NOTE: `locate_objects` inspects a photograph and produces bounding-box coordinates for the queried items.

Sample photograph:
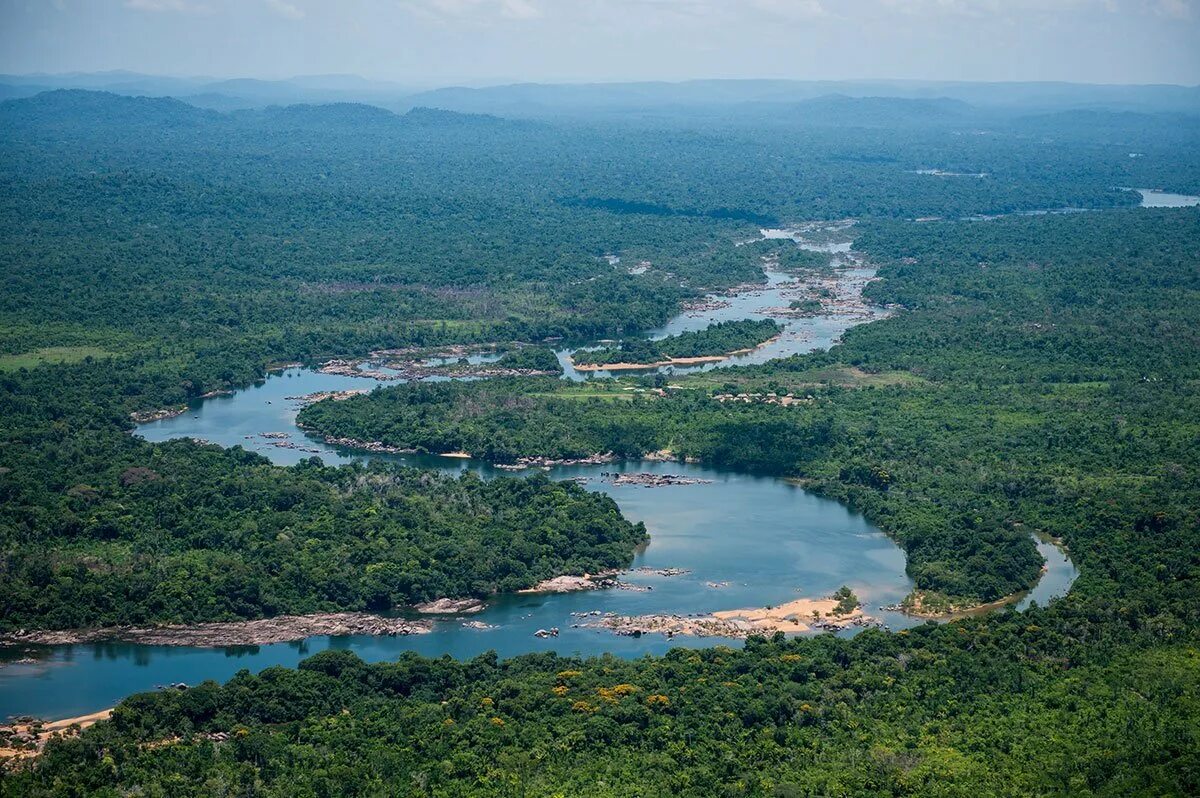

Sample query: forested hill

[0,90,516,134]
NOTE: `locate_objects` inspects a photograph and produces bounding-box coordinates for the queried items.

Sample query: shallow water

[1137,188,1200,208]
[559,267,887,379]
[0,257,1076,720]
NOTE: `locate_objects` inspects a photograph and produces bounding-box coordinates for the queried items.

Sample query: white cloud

[400,0,544,21]
[124,0,214,12]
[746,0,828,20]
[125,0,190,10]
[1154,0,1193,18]
[265,0,306,19]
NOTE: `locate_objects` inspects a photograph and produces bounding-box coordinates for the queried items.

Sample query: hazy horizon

[2,0,1198,87]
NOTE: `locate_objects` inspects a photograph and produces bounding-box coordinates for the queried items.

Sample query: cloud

[745,0,828,20]
[400,0,544,21]
[1153,0,1193,18]
[264,0,305,19]
[124,0,190,10]
[123,0,215,12]
[875,0,1120,16]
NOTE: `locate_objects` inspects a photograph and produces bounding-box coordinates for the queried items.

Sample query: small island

[570,319,782,371]
[586,586,878,639]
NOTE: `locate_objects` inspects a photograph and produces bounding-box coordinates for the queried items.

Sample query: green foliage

[573,319,781,366]
[300,208,1200,605]
[1,90,1199,795]
[0,431,645,629]
[495,346,562,373]
[7,640,1198,796]
[831,586,860,615]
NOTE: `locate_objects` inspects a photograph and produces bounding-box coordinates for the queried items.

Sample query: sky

[1,0,1198,86]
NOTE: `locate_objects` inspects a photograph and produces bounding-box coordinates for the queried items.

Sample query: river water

[1137,189,1200,208]
[0,256,1077,720]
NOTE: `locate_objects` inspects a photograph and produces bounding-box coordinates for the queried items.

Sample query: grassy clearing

[0,346,113,371]
[673,365,926,391]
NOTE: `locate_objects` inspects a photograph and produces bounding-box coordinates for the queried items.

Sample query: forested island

[0,450,645,632]
[571,319,782,368]
[1,84,1198,795]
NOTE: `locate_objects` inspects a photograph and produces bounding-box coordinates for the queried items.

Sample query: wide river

[0,251,1078,720]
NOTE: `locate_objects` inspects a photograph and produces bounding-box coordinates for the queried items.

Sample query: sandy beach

[0,709,113,760]
[588,596,880,639]
[570,355,727,371]
[712,597,869,633]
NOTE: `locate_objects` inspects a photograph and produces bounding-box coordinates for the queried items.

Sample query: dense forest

[6,639,1196,796]
[0,444,645,630]
[1,88,1198,794]
[572,319,782,366]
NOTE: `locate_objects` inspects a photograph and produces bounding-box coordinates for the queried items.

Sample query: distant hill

[394,78,1200,118]
[0,89,217,131]
[781,94,976,126]
[253,101,400,128]
[0,90,528,141]
[401,106,519,128]
[2,73,1197,121]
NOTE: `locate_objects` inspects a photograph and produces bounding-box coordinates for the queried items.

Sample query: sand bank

[1,709,113,761]
[570,356,726,372]
[588,596,881,639]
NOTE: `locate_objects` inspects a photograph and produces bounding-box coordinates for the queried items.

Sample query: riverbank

[0,709,113,762]
[587,596,882,639]
[0,613,431,648]
[891,579,1044,620]
[894,591,1019,619]
[570,355,726,371]
[569,334,783,372]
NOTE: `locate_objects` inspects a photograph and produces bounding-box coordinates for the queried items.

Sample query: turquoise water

[0,263,1076,720]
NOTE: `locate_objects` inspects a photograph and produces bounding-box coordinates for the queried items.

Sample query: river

[1137,188,1200,208]
[0,252,1077,721]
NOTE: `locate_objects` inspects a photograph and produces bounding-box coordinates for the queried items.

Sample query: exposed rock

[414,598,485,615]
[517,571,622,594]
[129,407,186,424]
[461,620,496,630]
[493,452,617,471]
[285,389,367,406]
[301,430,418,455]
[630,567,691,577]
[603,472,712,487]
[0,613,431,648]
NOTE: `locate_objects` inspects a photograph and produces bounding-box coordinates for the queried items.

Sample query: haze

[2,0,1198,86]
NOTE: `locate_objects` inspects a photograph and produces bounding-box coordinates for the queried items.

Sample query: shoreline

[570,355,726,372]
[0,612,432,649]
[0,709,114,761]
[570,334,783,372]
[586,596,881,639]
[893,573,1045,620]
